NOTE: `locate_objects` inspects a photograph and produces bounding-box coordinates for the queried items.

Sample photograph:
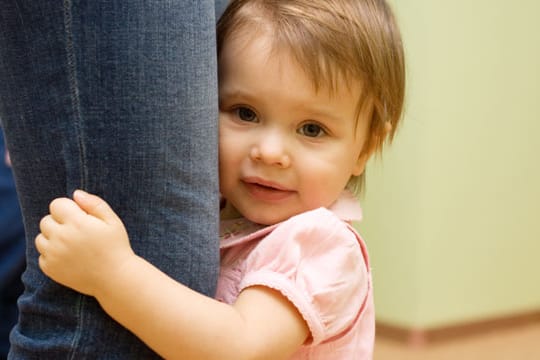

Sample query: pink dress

[216,192,375,359]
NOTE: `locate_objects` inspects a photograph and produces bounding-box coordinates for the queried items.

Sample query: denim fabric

[0,130,25,360]
[0,1,222,358]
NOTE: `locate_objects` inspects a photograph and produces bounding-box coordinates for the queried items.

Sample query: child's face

[218,31,371,225]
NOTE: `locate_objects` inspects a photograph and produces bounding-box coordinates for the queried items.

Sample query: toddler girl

[36,0,405,358]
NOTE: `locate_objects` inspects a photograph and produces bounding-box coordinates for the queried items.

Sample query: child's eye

[235,107,258,122]
[298,123,325,138]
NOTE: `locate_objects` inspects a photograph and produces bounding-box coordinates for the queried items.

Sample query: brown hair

[217,0,405,193]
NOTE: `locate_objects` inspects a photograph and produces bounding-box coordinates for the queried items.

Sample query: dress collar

[219,191,362,248]
[326,190,363,222]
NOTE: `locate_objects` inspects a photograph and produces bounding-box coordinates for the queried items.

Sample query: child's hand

[35,190,135,297]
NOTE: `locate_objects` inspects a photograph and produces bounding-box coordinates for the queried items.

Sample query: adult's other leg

[0,130,25,360]
[0,1,220,358]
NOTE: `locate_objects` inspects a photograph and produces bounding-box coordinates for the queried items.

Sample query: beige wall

[357,0,540,329]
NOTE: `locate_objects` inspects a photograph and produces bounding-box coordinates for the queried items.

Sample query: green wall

[358,0,540,329]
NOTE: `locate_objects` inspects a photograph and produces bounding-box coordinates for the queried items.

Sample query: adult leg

[0,1,219,358]
[0,130,25,360]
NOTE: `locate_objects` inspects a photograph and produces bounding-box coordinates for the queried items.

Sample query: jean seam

[63,0,87,191]
[63,1,86,357]
[70,295,86,360]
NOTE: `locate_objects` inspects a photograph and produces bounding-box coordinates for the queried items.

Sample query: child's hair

[217,0,405,194]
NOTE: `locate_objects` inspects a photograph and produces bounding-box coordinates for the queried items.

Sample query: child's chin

[245,209,297,226]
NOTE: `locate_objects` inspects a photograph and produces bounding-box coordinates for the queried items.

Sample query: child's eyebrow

[295,103,344,122]
[219,88,257,102]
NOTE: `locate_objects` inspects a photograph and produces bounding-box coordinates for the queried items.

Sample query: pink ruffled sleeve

[239,208,369,345]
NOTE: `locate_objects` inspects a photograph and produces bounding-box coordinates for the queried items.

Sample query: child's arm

[36,191,309,360]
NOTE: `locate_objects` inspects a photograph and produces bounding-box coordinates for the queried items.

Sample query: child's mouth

[242,179,295,202]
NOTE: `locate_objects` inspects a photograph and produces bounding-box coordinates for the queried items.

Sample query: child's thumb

[73,190,119,223]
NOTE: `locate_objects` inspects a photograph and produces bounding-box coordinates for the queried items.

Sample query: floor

[374,322,540,360]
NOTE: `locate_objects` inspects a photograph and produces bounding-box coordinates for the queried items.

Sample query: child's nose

[250,132,291,168]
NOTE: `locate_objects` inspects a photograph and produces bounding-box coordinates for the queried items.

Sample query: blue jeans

[0,130,25,360]
[0,1,225,358]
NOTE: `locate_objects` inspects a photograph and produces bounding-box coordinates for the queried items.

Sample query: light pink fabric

[216,192,375,359]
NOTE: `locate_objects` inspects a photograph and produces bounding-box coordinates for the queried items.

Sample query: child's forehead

[221,26,365,99]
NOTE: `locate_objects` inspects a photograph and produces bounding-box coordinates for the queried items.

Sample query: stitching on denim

[71,295,87,359]
[63,1,86,357]
[63,0,87,191]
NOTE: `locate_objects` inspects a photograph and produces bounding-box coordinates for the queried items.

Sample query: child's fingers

[49,197,85,224]
[37,252,48,276]
[35,234,52,277]
[39,214,58,238]
[35,233,48,257]
[73,190,120,223]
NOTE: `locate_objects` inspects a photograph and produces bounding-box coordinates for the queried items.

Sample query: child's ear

[352,149,372,176]
[352,121,393,176]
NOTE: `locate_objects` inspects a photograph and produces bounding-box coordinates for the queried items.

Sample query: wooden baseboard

[376,310,540,346]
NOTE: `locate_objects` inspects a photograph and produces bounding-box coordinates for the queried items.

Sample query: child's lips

[242,178,296,202]
[243,177,290,191]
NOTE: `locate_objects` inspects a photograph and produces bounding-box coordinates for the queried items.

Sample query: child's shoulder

[279,206,355,237]
[243,207,370,346]
[264,204,369,269]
